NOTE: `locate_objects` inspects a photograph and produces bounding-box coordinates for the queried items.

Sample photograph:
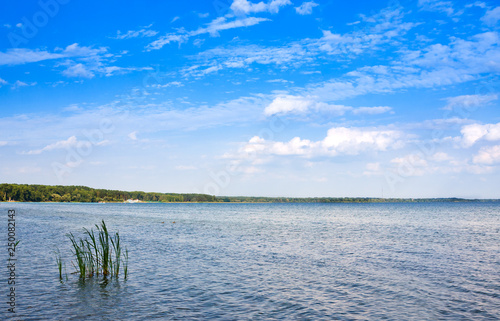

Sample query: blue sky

[1,0,500,198]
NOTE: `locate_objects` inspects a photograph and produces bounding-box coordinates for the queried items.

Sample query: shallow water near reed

[1,202,499,320]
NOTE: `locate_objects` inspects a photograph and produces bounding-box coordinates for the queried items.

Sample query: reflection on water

[1,202,499,320]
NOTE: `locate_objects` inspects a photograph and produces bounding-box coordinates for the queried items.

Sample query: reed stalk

[64,220,127,280]
[123,248,129,280]
[55,249,63,280]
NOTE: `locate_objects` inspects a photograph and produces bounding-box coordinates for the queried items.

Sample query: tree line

[0,184,494,203]
[0,184,216,203]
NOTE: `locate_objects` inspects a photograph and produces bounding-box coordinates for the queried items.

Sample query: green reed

[55,249,64,281]
[64,220,128,280]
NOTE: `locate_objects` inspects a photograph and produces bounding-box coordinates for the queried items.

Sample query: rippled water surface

[1,202,499,320]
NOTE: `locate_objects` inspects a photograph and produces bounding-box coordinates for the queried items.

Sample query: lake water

[1,202,499,320]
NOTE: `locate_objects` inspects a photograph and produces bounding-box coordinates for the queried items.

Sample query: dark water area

[1,202,499,320]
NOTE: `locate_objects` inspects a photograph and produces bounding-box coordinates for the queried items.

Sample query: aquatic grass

[55,249,64,281]
[63,220,128,280]
[111,231,121,277]
[123,248,129,280]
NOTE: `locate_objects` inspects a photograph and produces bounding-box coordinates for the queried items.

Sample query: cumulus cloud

[460,122,500,147]
[473,145,500,164]
[264,95,316,115]
[264,95,352,116]
[264,95,392,117]
[295,1,318,15]
[236,126,404,159]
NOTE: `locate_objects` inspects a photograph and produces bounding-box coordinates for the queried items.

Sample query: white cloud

[62,63,95,78]
[114,25,158,39]
[25,136,85,155]
[236,127,404,159]
[102,66,153,77]
[295,1,318,15]
[323,127,403,154]
[473,145,500,164]
[266,79,293,83]
[352,106,392,115]
[186,6,419,77]
[264,95,351,116]
[12,80,27,87]
[0,48,63,66]
[418,0,454,16]
[0,43,148,79]
[11,80,36,89]
[443,94,497,110]
[298,31,500,104]
[147,16,270,50]
[460,122,500,147]
[0,43,107,66]
[128,131,138,140]
[389,153,430,176]
[0,141,8,146]
[316,8,419,56]
[481,6,500,26]
[192,43,309,72]
[147,34,189,50]
[230,0,291,15]
[391,154,428,167]
[148,81,183,88]
[188,27,497,90]
[430,152,452,162]
[264,95,314,115]
[366,162,380,171]
[63,104,82,112]
[0,78,6,86]
[0,95,267,148]
[264,95,393,117]
[192,16,270,37]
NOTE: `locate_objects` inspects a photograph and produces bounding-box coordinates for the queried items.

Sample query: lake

[1,202,499,320]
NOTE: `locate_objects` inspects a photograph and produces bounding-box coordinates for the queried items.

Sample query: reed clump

[55,248,67,281]
[64,220,128,280]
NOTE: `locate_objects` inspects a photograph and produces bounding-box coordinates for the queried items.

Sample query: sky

[1,0,500,198]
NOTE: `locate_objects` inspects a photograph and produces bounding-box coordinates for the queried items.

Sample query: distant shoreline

[2,200,500,204]
[1,183,498,204]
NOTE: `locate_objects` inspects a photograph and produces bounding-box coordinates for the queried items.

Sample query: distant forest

[0,184,215,203]
[0,184,497,203]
